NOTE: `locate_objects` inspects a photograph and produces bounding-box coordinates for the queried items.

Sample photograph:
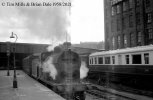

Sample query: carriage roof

[90,45,153,57]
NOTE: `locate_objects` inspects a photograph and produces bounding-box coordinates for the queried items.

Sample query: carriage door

[118,55,122,65]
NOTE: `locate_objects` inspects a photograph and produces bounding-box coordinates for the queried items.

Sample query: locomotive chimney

[63,42,71,50]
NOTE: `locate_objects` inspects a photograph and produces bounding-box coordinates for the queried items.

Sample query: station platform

[0,70,65,100]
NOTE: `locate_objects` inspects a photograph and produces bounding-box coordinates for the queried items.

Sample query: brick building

[104,0,153,50]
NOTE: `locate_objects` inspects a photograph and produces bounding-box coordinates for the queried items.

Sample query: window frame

[105,56,111,64]
[123,34,127,48]
[137,31,142,45]
[112,56,115,64]
[129,0,133,9]
[132,54,142,64]
[125,55,130,64]
[98,57,103,64]
[117,35,121,48]
[117,4,121,14]
[130,33,135,47]
[147,13,152,23]
[144,53,149,64]
[129,14,133,27]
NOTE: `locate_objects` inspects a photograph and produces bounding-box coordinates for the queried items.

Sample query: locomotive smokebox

[62,42,71,50]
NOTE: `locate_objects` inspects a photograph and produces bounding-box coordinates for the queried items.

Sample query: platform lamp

[10,32,18,88]
[6,41,10,76]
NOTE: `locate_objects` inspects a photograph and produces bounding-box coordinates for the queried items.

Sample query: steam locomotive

[87,45,153,92]
[22,42,87,100]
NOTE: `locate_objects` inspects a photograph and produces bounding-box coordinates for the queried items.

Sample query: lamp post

[10,32,18,88]
[7,50,10,76]
[6,42,10,76]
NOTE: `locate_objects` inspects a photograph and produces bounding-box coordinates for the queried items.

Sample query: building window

[111,20,113,32]
[145,0,150,8]
[117,4,121,14]
[117,18,121,31]
[112,37,115,49]
[123,2,126,11]
[129,14,133,27]
[117,35,121,48]
[147,28,153,39]
[105,57,111,64]
[112,56,115,64]
[112,6,115,16]
[144,53,149,64]
[123,34,127,47]
[136,0,140,6]
[129,0,133,9]
[111,20,116,32]
[123,1,129,11]
[137,31,142,45]
[98,57,103,64]
[132,54,142,64]
[130,33,135,47]
[125,55,129,64]
[117,19,119,31]
[122,17,126,29]
[136,13,141,25]
[147,13,152,23]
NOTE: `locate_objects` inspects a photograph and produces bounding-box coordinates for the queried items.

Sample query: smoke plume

[18,4,70,42]
[0,0,71,43]
[42,56,57,80]
[80,61,89,79]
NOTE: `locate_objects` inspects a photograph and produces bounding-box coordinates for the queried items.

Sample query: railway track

[86,85,137,100]
[110,83,153,97]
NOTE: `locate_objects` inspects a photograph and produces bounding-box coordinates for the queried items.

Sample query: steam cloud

[47,45,55,52]
[18,2,70,43]
[46,41,59,52]
[42,56,57,80]
[80,61,89,79]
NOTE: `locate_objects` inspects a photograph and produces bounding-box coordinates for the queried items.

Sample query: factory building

[104,0,153,50]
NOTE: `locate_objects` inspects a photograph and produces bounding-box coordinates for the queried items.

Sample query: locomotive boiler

[22,42,87,100]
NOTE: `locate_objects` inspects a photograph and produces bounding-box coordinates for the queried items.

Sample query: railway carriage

[22,53,41,77]
[88,45,153,91]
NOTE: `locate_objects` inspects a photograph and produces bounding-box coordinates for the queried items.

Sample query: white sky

[70,0,104,43]
[0,0,104,44]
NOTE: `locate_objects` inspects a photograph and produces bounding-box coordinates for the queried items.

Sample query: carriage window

[98,57,103,64]
[132,54,141,64]
[89,58,92,64]
[95,57,97,64]
[112,56,115,64]
[125,55,129,64]
[92,58,94,64]
[144,53,149,64]
[105,57,111,64]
